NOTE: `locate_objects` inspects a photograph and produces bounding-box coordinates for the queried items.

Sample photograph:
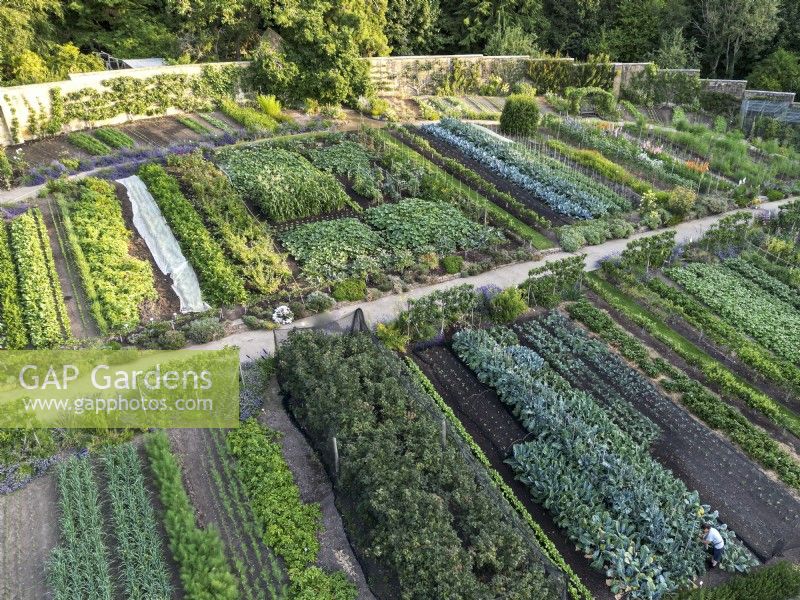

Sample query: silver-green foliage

[103,445,172,600]
[452,324,755,598]
[47,457,113,600]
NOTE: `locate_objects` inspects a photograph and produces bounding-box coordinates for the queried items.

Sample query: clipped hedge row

[138,163,247,306]
[404,358,592,600]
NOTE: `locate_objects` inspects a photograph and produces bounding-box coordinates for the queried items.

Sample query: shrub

[490,287,527,323]
[558,227,587,252]
[668,186,698,215]
[184,317,225,344]
[305,290,335,313]
[158,330,187,350]
[766,189,785,201]
[332,279,366,302]
[442,255,464,274]
[499,94,540,136]
[0,149,12,190]
[375,322,411,351]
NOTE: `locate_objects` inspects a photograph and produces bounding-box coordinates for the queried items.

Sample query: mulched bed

[412,344,614,600]
[412,127,574,227]
[583,293,800,560]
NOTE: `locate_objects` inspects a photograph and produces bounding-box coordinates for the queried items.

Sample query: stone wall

[367,54,531,96]
[0,62,247,145]
[701,78,748,100]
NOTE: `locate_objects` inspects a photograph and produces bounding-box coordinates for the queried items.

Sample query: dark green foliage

[277,330,561,600]
[528,59,615,94]
[442,254,464,274]
[748,49,800,94]
[500,93,540,135]
[332,278,366,301]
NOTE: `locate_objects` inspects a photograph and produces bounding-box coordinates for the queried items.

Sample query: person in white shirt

[701,523,725,567]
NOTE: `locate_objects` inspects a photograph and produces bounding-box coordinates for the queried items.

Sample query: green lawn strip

[585,274,800,490]
[598,275,800,439]
[375,130,554,249]
[404,357,593,600]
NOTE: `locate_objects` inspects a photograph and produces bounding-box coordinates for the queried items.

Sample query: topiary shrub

[184,317,226,344]
[332,279,366,302]
[499,94,540,136]
[489,287,528,323]
[442,255,464,274]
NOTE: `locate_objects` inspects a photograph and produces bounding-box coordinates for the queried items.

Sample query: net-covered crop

[217,145,356,223]
[452,323,755,598]
[278,330,562,600]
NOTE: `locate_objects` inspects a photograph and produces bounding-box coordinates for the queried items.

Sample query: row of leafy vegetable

[423,118,630,219]
[0,208,70,348]
[452,322,755,599]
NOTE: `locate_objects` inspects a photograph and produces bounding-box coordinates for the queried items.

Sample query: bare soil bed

[412,344,614,600]
[119,116,204,147]
[0,473,60,600]
[581,294,800,559]
[11,136,90,170]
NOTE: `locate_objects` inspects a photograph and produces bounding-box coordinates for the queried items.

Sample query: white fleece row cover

[117,175,210,313]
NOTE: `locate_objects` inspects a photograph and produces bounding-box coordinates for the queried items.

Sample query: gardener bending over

[701,523,725,568]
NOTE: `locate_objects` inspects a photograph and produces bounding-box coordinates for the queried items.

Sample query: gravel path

[191,197,794,361]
